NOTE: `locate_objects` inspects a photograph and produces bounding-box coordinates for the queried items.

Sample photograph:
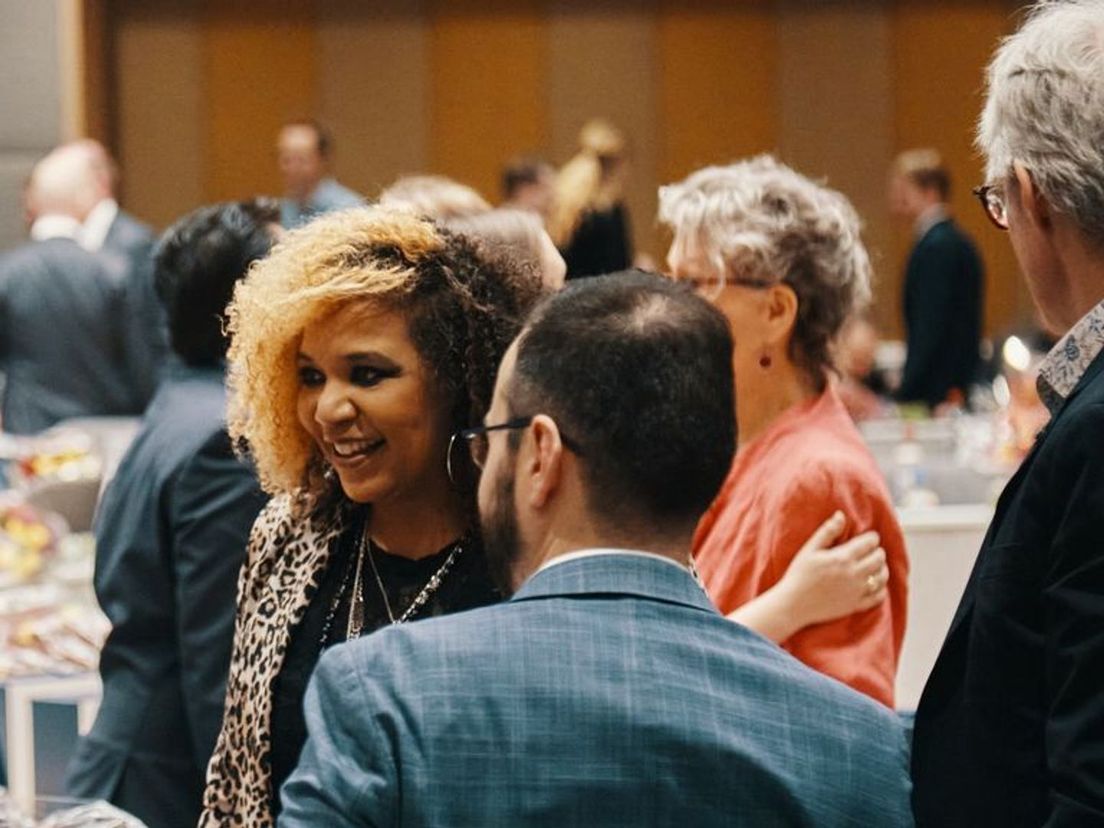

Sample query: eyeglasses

[450,417,533,475]
[972,184,1009,230]
[446,416,583,480]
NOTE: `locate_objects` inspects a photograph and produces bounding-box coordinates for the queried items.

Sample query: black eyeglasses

[447,416,583,480]
[972,184,1009,231]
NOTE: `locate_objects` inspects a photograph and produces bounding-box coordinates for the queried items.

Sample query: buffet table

[0,420,137,822]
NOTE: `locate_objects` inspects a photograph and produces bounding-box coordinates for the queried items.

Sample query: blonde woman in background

[549,119,632,279]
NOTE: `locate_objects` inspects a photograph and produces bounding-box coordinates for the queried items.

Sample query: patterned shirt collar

[1037,300,1104,414]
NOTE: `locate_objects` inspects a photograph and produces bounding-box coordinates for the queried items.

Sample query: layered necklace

[320,526,464,647]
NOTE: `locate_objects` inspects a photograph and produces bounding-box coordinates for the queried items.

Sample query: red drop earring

[758,352,772,369]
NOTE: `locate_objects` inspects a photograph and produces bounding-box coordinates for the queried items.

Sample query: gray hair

[658,155,871,383]
[978,0,1104,245]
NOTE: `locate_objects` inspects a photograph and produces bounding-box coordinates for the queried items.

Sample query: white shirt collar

[80,198,119,251]
[914,203,948,239]
[30,214,84,242]
[536,548,692,575]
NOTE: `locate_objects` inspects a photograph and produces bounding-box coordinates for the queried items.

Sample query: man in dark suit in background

[0,146,134,434]
[280,273,912,827]
[890,148,984,409]
[66,200,276,828]
[71,138,164,411]
[912,3,1104,825]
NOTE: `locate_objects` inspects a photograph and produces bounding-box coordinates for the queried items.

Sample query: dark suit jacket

[103,209,164,412]
[912,349,1104,826]
[0,237,134,434]
[66,364,266,828]
[898,219,984,407]
[281,554,913,827]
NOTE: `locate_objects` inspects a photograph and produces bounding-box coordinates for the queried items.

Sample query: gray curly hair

[658,155,872,385]
[978,0,1104,246]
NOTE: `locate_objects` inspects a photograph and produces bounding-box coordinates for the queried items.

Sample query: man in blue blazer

[66,201,274,828]
[280,272,913,827]
[912,3,1104,825]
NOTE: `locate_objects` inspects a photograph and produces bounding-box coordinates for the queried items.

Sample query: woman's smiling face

[295,300,454,506]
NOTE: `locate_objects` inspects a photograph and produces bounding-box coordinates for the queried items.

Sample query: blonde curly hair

[226,206,543,501]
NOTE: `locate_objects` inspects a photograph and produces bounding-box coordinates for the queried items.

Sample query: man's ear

[523,414,565,509]
[1013,161,1051,230]
[763,282,799,347]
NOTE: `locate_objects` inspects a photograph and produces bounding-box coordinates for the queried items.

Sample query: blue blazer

[102,208,164,412]
[66,364,267,828]
[0,237,134,433]
[280,553,913,827]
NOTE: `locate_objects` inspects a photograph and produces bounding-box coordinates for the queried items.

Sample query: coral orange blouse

[693,385,909,707]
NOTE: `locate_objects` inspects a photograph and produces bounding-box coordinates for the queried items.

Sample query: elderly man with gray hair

[911,2,1104,825]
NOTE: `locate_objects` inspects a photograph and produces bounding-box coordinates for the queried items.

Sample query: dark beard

[479,464,522,596]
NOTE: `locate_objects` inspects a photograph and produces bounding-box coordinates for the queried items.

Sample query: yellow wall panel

[113,0,204,229]
[201,0,317,203]
[778,2,895,335]
[428,0,545,203]
[657,0,776,185]
[317,1,428,199]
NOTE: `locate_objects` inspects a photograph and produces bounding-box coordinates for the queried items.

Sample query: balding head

[28,144,104,221]
[66,138,117,197]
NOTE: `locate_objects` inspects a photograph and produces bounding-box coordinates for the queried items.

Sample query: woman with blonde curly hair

[659,156,909,708]
[549,118,632,279]
[199,207,544,826]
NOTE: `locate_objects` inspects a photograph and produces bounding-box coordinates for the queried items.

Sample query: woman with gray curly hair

[659,155,909,707]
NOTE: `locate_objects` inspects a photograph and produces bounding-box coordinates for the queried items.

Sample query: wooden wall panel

[99,0,1032,337]
[778,1,896,335]
[200,0,316,203]
[317,1,428,200]
[428,0,545,204]
[657,0,776,183]
[547,1,659,259]
[891,0,1027,335]
[79,0,113,145]
[113,0,203,229]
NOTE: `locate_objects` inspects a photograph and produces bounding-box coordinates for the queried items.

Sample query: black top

[562,203,631,280]
[269,510,501,811]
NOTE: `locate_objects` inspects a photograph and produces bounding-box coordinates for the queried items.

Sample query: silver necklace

[355,531,463,630]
